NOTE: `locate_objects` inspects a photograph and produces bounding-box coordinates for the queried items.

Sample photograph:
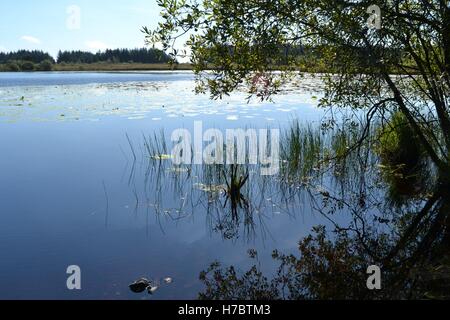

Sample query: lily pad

[166,167,189,174]
[193,183,226,193]
[151,154,173,160]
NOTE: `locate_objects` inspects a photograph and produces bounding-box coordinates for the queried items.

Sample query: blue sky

[0,0,162,58]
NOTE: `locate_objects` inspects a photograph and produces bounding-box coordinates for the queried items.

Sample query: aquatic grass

[374,111,434,205]
[126,133,137,161]
[278,117,386,201]
[280,120,324,183]
[327,124,370,181]
[375,111,423,168]
[224,164,249,201]
[124,119,395,242]
[142,129,170,161]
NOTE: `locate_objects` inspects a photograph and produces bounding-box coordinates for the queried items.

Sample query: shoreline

[0,63,193,72]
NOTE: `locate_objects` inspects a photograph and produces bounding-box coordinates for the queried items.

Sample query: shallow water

[0,72,332,299]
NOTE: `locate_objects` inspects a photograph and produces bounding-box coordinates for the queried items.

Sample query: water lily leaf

[166,167,189,174]
[193,183,226,193]
[151,154,173,160]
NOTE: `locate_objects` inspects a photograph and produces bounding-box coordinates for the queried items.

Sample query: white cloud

[85,40,110,52]
[0,45,7,52]
[21,35,41,44]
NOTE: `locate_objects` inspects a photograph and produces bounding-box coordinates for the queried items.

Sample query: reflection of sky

[0,73,339,299]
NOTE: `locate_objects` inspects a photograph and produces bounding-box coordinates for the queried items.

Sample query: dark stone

[129,278,150,293]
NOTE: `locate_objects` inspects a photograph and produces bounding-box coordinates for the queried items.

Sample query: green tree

[20,61,36,71]
[147,1,450,299]
[0,50,54,64]
[56,48,171,64]
[147,0,450,175]
[5,61,20,72]
[37,59,54,71]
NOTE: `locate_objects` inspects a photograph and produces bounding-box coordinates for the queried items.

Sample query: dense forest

[0,48,173,71]
[0,50,55,64]
[0,50,54,71]
[56,48,171,64]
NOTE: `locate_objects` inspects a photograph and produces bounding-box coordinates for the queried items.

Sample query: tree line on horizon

[56,48,171,64]
[0,50,55,64]
[0,48,172,71]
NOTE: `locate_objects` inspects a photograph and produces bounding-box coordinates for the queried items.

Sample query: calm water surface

[0,72,330,299]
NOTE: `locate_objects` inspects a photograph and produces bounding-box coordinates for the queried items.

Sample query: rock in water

[129,278,150,293]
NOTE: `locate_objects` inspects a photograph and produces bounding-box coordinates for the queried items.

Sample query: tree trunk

[443,4,450,76]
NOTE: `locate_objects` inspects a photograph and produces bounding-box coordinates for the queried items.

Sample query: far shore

[0,62,193,72]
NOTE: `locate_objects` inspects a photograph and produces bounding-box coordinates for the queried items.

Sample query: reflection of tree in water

[125,113,450,299]
[198,115,450,300]
[144,0,450,299]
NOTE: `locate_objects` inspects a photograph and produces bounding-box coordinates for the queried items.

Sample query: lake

[0,72,333,299]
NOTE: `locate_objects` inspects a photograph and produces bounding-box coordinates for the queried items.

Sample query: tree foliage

[147,0,450,299]
[0,50,55,64]
[147,0,450,173]
[56,48,171,64]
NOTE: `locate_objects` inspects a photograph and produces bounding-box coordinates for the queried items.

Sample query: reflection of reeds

[126,133,137,161]
[223,164,250,218]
